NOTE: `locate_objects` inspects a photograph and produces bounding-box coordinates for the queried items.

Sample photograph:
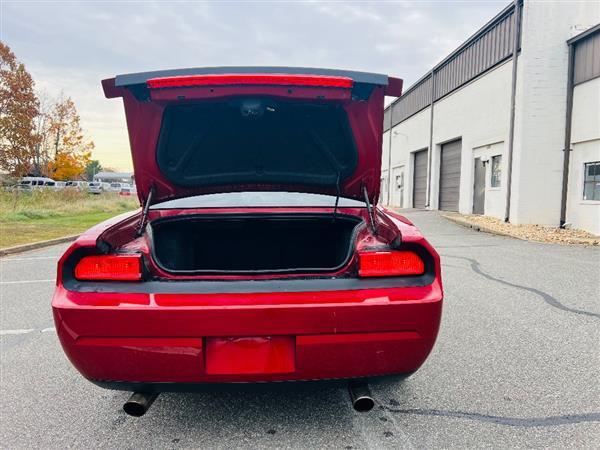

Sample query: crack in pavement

[443,255,600,319]
[382,407,600,427]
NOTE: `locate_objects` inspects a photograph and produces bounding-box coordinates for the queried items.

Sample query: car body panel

[52,201,443,387]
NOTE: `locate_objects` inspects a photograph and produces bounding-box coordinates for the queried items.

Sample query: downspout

[425,69,435,208]
[504,0,522,222]
[559,43,575,227]
[386,109,393,206]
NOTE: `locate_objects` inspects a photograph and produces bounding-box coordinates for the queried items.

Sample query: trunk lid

[102,67,402,205]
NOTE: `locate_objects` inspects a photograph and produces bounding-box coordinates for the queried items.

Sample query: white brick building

[382,0,600,235]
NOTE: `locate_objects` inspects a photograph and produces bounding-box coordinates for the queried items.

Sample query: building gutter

[503,0,522,222]
[559,41,576,227]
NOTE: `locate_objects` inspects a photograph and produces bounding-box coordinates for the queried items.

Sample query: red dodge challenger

[52,67,443,416]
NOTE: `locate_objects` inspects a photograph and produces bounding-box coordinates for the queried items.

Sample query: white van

[19,177,56,190]
[108,182,131,192]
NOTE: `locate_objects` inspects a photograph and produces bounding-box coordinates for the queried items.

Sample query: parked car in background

[53,181,67,190]
[88,182,110,194]
[108,182,131,192]
[65,181,88,191]
[118,186,133,196]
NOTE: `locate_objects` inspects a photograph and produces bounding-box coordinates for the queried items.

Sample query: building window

[583,162,600,201]
[490,155,502,187]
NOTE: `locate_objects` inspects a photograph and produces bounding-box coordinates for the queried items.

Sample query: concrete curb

[0,235,79,257]
[441,213,599,246]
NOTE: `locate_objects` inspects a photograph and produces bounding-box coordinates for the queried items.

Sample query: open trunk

[149,214,363,274]
[102,67,403,205]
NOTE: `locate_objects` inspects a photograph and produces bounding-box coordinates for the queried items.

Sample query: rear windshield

[151,192,365,209]
[156,100,358,189]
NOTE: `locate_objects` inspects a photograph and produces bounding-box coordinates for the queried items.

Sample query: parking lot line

[0,329,35,336]
[1,256,58,261]
[0,279,54,285]
[0,327,55,336]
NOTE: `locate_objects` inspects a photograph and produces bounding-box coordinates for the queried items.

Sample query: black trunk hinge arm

[333,172,341,220]
[362,184,378,235]
[136,185,155,237]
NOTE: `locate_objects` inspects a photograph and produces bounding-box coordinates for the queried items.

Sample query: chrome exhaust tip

[123,392,159,417]
[348,380,375,412]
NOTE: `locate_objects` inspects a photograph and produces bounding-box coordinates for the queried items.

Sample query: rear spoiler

[102,67,403,99]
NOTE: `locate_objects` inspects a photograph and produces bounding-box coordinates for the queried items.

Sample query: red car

[52,67,443,416]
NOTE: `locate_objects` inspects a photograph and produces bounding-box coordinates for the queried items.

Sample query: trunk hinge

[362,184,378,236]
[136,185,155,237]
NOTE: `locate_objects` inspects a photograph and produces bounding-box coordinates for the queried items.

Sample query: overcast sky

[1,1,507,171]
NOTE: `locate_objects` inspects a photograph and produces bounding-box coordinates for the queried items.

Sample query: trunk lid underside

[103,67,402,205]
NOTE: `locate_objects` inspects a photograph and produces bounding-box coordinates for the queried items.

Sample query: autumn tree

[46,96,94,180]
[0,41,40,176]
[50,151,91,181]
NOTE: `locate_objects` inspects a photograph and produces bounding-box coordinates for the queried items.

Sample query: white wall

[430,61,513,213]
[388,107,430,208]
[384,61,513,214]
[381,130,391,204]
[566,77,600,235]
[511,0,600,226]
[571,77,600,143]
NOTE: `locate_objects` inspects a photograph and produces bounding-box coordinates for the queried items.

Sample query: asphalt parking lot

[1,211,599,449]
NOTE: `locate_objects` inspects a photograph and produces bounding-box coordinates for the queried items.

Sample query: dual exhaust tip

[122,381,374,417]
[348,380,375,412]
[123,392,159,417]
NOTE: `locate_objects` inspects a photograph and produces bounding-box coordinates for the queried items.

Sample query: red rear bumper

[53,283,442,386]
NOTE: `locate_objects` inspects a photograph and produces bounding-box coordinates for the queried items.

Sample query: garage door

[412,150,428,208]
[438,139,462,211]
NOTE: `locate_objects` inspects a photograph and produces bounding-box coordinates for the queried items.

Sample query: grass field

[0,189,139,249]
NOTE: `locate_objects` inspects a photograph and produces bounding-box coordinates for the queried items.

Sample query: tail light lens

[358,250,425,277]
[74,254,142,281]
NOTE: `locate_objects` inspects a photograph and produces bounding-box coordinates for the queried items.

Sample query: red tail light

[358,251,425,277]
[146,73,354,89]
[74,255,142,281]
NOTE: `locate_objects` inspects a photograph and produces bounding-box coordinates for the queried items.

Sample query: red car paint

[52,67,442,391]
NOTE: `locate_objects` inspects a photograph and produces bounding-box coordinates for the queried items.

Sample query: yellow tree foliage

[48,150,92,181]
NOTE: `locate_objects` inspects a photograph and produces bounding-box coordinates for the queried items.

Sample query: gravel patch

[442,212,599,246]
